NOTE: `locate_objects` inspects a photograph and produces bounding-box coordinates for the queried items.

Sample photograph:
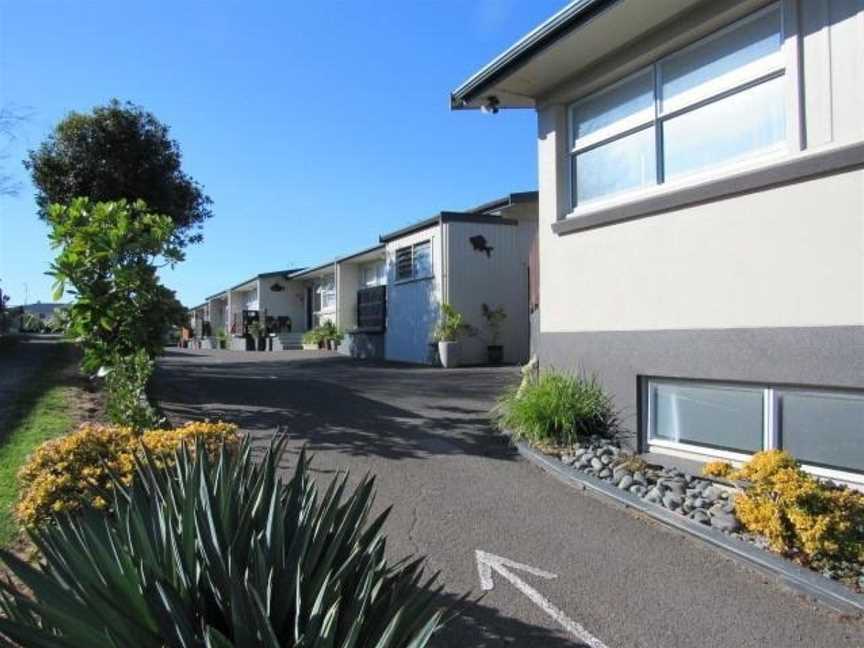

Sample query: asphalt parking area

[154,348,864,648]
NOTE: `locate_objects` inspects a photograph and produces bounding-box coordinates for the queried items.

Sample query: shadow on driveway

[153,350,521,464]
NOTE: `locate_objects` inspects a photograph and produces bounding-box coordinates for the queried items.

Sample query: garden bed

[535,435,864,596]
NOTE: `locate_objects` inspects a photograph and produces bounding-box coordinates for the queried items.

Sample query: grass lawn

[0,345,76,544]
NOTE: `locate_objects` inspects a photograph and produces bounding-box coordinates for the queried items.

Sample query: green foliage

[25,99,212,247]
[47,198,187,374]
[248,319,266,339]
[302,328,322,345]
[0,438,446,647]
[494,370,619,446]
[20,312,44,333]
[0,343,74,544]
[481,303,506,345]
[44,308,69,334]
[304,321,343,347]
[320,320,343,345]
[104,349,162,431]
[431,304,475,343]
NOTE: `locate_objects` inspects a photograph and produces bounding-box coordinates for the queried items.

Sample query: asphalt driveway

[153,349,864,647]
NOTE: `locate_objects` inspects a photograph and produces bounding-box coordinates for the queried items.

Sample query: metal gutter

[467,191,538,213]
[203,268,303,302]
[449,0,618,109]
[379,192,534,243]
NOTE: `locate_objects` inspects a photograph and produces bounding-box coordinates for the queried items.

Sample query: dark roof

[287,260,337,280]
[450,0,617,109]
[379,192,535,243]
[205,268,305,300]
[288,244,386,279]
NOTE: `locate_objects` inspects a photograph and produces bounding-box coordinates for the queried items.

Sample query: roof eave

[449,0,619,110]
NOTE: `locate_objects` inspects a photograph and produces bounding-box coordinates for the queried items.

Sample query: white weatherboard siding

[446,220,533,364]
[336,262,360,331]
[537,0,864,334]
[385,226,443,364]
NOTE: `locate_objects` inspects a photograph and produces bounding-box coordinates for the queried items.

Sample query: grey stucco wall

[539,326,864,449]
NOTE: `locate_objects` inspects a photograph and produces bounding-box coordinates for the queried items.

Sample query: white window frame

[646,378,864,485]
[567,1,801,213]
[394,240,433,283]
[315,275,336,312]
[361,260,386,288]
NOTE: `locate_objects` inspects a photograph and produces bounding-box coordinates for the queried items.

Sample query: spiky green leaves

[0,438,445,647]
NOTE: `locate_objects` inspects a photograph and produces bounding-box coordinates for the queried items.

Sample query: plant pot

[438,341,460,368]
[487,345,504,364]
[218,340,226,350]
[327,339,338,351]
[257,337,266,351]
[244,335,255,351]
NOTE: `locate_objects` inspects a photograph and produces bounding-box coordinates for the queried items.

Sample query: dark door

[306,287,313,330]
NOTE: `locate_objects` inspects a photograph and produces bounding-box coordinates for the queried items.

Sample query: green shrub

[302,328,321,345]
[494,370,618,446]
[104,349,161,431]
[0,437,445,646]
[304,322,343,347]
[431,303,474,343]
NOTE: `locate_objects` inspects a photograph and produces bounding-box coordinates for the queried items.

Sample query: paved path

[0,336,64,429]
[154,349,864,648]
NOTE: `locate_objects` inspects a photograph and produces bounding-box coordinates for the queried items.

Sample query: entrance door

[305,287,313,330]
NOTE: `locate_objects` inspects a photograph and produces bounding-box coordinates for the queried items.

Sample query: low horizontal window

[647,378,864,476]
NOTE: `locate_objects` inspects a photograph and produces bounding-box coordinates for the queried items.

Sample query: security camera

[481,96,500,114]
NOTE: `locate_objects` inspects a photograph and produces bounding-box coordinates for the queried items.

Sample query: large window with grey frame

[647,379,864,476]
[569,3,787,208]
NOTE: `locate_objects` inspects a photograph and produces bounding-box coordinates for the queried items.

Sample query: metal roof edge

[449,0,617,109]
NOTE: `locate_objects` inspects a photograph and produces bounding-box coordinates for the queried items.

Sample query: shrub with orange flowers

[15,421,239,527]
[728,450,864,565]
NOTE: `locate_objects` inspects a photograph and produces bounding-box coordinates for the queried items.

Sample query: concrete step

[273,332,303,351]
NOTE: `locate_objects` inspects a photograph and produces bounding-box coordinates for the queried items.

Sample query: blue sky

[0,0,564,307]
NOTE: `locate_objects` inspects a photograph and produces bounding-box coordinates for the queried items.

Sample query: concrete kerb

[511,437,864,616]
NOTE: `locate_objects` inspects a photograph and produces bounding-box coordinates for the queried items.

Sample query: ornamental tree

[25,100,212,247]
[47,198,187,373]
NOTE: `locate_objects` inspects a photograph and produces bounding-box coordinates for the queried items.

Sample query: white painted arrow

[475,550,610,648]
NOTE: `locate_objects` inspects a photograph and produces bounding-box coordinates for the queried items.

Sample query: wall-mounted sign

[470,234,494,258]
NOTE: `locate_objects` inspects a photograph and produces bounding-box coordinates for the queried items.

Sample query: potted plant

[321,321,343,351]
[248,320,266,351]
[302,329,320,351]
[482,303,507,364]
[432,303,474,369]
[216,328,228,350]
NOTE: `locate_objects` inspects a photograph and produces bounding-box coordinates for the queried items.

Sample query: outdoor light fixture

[480,96,500,114]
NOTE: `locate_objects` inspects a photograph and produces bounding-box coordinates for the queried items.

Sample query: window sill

[393,275,434,286]
[552,141,864,236]
[648,440,864,488]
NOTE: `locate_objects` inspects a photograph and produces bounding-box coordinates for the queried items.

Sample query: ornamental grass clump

[731,450,864,565]
[494,370,618,447]
[15,420,238,526]
[0,438,445,647]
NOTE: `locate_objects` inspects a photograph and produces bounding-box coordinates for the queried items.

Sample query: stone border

[513,439,864,615]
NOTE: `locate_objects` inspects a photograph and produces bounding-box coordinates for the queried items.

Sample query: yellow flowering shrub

[16,421,239,527]
[730,450,864,563]
[702,460,734,479]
